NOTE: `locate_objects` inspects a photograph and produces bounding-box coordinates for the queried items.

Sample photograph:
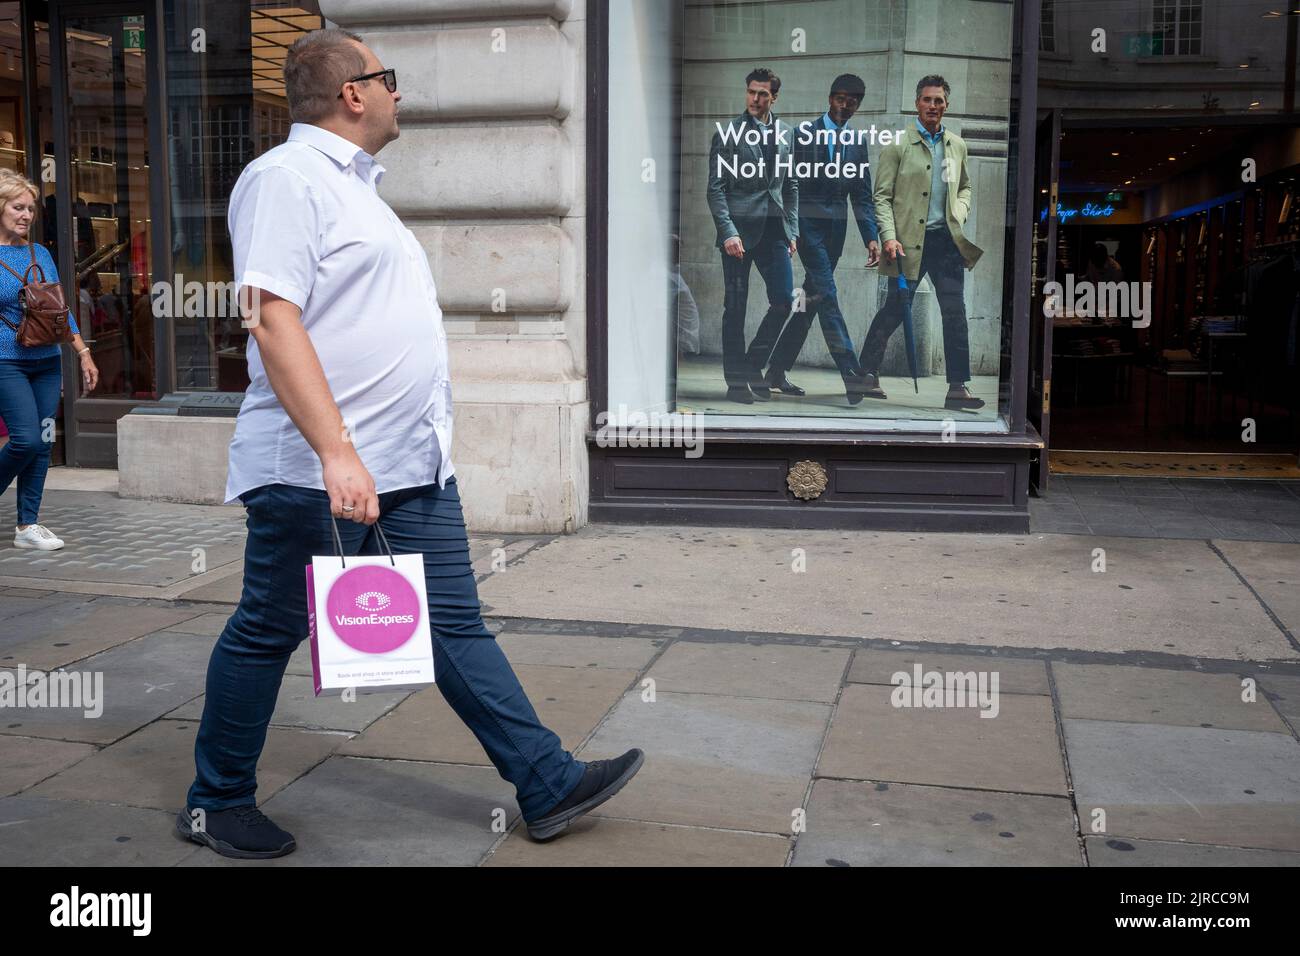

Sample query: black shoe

[857,372,888,400]
[944,387,986,411]
[766,371,805,397]
[526,749,645,842]
[175,805,296,860]
[726,386,755,405]
[748,378,772,401]
[846,383,865,406]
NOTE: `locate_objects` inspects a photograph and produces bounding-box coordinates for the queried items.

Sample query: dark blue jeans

[187,478,586,822]
[767,232,864,384]
[720,215,795,387]
[0,356,62,526]
[860,227,972,385]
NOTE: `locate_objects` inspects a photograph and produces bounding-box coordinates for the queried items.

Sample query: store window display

[607,0,1017,432]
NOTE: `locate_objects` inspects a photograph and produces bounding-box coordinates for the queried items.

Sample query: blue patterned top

[0,242,79,361]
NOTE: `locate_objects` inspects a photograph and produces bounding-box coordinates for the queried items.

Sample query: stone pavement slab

[154,534,533,605]
[485,817,791,866]
[848,648,1050,696]
[0,593,56,618]
[42,466,119,493]
[1255,672,1300,726]
[339,664,636,764]
[1085,835,1300,866]
[643,642,850,703]
[1054,664,1291,733]
[791,778,1080,866]
[1065,718,1300,852]
[0,631,211,745]
[0,735,96,796]
[161,612,232,637]
[494,632,663,671]
[817,683,1068,795]
[0,796,194,866]
[1,597,207,669]
[1213,539,1300,637]
[581,690,829,833]
[0,586,63,598]
[478,526,1297,659]
[28,719,342,811]
[179,756,517,866]
[470,537,549,576]
[0,490,246,586]
[167,675,410,733]
[287,640,314,677]
[171,567,244,604]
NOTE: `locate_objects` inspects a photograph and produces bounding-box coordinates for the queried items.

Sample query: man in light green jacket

[857,75,986,411]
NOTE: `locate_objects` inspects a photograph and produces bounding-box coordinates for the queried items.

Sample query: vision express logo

[335,593,414,627]
[332,590,411,626]
[334,611,416,626]
[326,567,422,654]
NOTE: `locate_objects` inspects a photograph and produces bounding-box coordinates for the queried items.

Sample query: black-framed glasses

[338,68,397,98]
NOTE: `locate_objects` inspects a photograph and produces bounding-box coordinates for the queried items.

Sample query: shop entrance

[50,1,168,467]
[1040,117,1299,480]
[1033,0,1300,486]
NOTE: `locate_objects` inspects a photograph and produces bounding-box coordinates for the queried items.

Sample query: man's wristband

[76,347,90,356]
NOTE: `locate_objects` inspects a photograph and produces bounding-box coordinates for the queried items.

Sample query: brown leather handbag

[0,242,74,347]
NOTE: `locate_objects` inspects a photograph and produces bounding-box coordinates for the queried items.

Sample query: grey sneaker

[176,805,296,860]
[526,749,645,842]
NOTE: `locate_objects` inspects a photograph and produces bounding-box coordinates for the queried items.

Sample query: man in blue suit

[761,74,880,405]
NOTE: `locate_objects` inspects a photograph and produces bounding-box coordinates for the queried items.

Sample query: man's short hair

[830,73,866,99]
[915,74,952,103]
[746,67,781,95]
[285,28,367,124]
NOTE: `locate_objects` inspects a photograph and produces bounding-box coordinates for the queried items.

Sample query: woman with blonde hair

[0,168,98,550]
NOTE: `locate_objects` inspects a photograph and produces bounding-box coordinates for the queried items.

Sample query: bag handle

[329,514,397,570]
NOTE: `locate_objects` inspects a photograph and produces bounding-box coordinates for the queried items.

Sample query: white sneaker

[14,525,65,551]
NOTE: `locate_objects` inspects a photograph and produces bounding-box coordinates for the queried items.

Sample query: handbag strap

[0,242,47,285]
[0,247,25,333]
[329,514,396,569]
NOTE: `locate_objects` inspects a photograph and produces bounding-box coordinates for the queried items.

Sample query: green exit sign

[123,15,144,50]
[1105,192,1123,203]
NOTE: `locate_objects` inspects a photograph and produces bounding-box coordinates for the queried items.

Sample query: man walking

[178,29,641,859]
[762,74,880,405]
[706,67,799,405]
[858,75,985,410]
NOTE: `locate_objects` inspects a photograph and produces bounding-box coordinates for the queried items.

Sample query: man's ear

[341,86,365,116]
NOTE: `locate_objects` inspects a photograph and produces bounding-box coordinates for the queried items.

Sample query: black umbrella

[898,274,919,393]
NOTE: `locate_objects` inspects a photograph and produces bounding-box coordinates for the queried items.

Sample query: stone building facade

[322,0,591,533]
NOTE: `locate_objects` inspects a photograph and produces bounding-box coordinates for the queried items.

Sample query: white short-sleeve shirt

[224,123,454,504]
